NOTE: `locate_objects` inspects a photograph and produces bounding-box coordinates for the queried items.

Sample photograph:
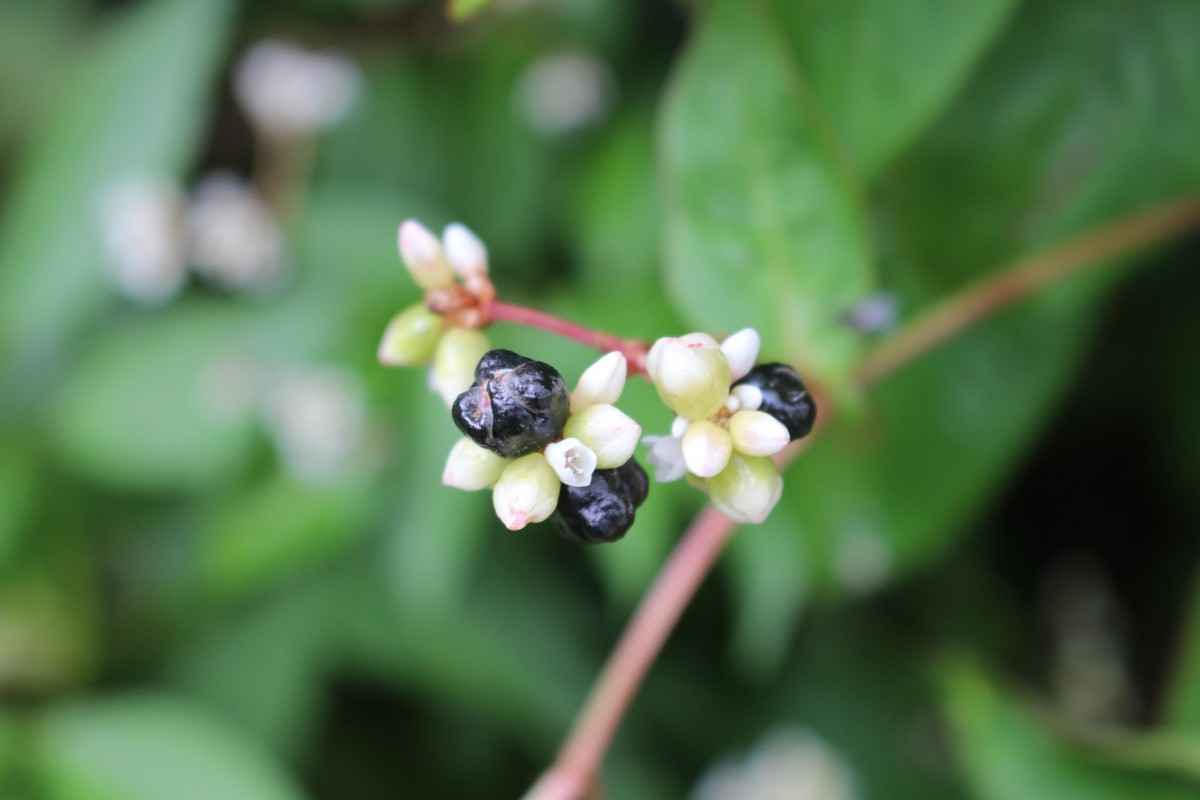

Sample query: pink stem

[524,507,737,800]
[487,301,648,375]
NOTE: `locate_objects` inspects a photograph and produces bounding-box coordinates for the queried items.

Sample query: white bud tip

[543,438,598,487]
[398,219,454,290]
[670,416,691,439]
[492,453,560,530]
[571,352,627,413]
[563,404,641,469]
[720,328,761,382]
[442,222,489,280]
[728,410,790,457]
[731,384,763,411]
[681,420,733,479]
[443,437,508,491]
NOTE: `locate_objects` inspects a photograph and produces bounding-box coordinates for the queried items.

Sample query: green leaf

[773,0,1019,178]
[660,0,875,396]
[33,694,306,800]
[50,304,260,493]
[448,0,495,21]
[202,472,374,602]
[725,0,1200,668]
[943,663,1198,800]
[0,446,37,568]
[0,0,234,369]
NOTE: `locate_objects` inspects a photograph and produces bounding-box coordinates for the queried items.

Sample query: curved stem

[524,196,1200,800]
[525,507,737,800]
[487,301,649,374]
[855,197,1200,386]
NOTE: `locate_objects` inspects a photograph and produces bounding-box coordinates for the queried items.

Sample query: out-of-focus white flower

[643,433,686,483]
[515,51,615,136]
[186,173,285,292]
[262,365,367,482]
[840,291,899,335]
[691,726,858,800]
[234,39,361,138]
[96,176,187,305]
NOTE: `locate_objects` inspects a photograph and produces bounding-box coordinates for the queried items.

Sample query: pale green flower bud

[398,219,454,290]
[492,452,560,530]
[430,328,490,407]
[728,409,790,457]
[720,328,760,382]
[706,454,783,524]
[563,403,640,469]
[681,419,732,478]
[377,303,442,366]
[443,437,508,491]
[442,222,488,280]
[645,333,731,420]
[543,437,598,487]
[570,352,627,413]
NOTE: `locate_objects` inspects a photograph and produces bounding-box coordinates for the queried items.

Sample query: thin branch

[487,301,650,374]
[524,196,1200,800]
[524,506,737,800]
[855,197,1200,386]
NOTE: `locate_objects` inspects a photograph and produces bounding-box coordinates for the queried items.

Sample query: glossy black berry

[555,459,649,544]
[733,362,816,440]
[452,349,570,458]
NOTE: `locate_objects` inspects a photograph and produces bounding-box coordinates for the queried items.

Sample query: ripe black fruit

[452,349,570,458]
[733,362,816,440]
[555,459,649,544]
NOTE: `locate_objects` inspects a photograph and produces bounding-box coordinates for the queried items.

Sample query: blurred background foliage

[0,0,1199,797]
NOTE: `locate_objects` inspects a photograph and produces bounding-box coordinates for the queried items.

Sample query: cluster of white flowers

[691,726,858,800]
[642,330,787,524]
[444,351,640,530]
[515,51,615,136]
[377,219,494,406]
[261,365,368,482]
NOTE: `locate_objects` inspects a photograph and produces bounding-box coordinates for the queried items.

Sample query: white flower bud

[442,222,489,280]
[570,352,627,412]
[398,220,454,290]
[731,383,763,411]
[728,410,790,457]
[234,39,360,138]
[707,455,783,524]
[563,404,640,469]
[543,438,598,487]
[430,328,489,407]
[681,419,733,478]
[492,453,560,530]
[643,434,686,483]
[720,328,760,382]
[645,333,731,421]
[443,437,508,491]
[377,303,442,366]
[670,416,691,439]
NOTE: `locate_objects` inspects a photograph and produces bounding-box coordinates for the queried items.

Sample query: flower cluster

[641,330,816,524]
[443,349,647,542]
[377,220,493,406]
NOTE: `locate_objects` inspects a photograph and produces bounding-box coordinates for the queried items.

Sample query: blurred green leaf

[0,448,37,568]
[1166,577,1200,733]
[0,0,85,145]
[33,693,306,800]
[202,472,374,601]
[661,0,875,396]
[773,0,1018,177]
[725,0,1200,669]
[50,304,260,493]
[449,0,495,21]
[943,663,1198,800]
[0,0,234,372]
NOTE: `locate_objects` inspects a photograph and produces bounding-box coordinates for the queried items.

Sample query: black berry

[555,459,649,544]
[452,349,570,458]
[733,362,816,440]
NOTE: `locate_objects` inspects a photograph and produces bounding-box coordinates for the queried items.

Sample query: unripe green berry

[377,303,442,366]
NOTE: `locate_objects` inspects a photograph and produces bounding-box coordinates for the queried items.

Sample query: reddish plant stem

[487,301,649,374]
[525,506,738,800]
[523,196,1200,800]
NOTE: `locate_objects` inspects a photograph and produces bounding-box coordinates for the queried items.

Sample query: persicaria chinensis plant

[378,218,817,540]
